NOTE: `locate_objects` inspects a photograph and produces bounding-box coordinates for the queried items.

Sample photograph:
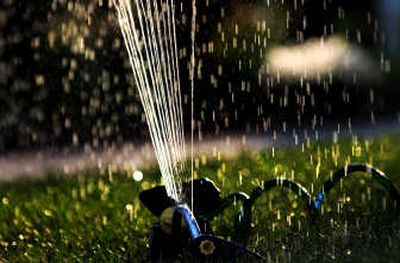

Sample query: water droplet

[132,170,143,181]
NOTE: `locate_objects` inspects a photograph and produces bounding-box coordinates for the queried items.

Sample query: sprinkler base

[139,163,400,261]
[147,204,263,262]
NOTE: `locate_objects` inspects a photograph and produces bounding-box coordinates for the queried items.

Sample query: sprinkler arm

[205,192,250,221]
[315,163,400,210]
[233,178,317,242]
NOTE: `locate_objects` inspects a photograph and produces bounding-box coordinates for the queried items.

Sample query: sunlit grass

[1,133,400,261]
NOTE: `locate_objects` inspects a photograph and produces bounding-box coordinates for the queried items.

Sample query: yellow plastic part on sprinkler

[160,207,187,235]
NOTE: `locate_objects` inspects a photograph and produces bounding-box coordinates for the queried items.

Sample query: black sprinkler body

[139,164,400,261]
[140,178,264,261]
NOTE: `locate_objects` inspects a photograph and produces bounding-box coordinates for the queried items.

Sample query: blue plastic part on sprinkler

[175,205,201,239]
[314,192,325,210]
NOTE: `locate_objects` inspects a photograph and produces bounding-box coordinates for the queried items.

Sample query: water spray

[113,0,400,260]
[113,1,265,259]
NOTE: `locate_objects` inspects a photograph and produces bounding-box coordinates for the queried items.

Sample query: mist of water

[114,0,187,201]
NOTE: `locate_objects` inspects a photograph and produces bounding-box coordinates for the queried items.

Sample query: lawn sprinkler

[139,178,264,261]
[139,163,400,261]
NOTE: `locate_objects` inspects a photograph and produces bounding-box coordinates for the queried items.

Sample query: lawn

[1,133,400,262]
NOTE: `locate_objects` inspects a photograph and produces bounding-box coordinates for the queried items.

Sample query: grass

[1,133,400,262]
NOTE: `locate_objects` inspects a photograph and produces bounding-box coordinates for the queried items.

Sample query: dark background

[0,0,399,152]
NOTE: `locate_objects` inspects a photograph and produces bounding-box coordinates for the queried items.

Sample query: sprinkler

[139,178,264,261]
[139,163,400,261]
